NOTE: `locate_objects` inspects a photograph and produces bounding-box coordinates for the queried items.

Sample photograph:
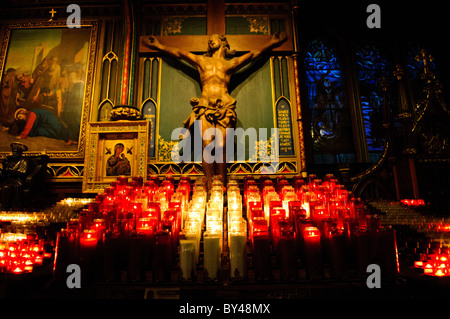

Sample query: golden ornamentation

[415,49,434,76]
[398,112,412,120]
[403,148,417,155]
[350,142,390,183]
[291,55,306,172]
[162,17,185,35]
[109,105,142,121]
[82,121,149,193]
[229,163,252,174]
[246,16,269,34]
[420,131,449,156]
[157,135,180,162]
[393,64,404,80]
[249,131,279,163]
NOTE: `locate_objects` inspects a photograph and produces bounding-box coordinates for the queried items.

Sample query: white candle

[206,217,222,235]
[203,231,221,280]
[229,233,247,280]
[228,218,247,280]
[179,238,196,280]
[184,219,201,263]
[227,209,242,227]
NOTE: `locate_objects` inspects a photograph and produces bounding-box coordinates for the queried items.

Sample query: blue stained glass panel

[356,44,388,160]
[305,39,355,164]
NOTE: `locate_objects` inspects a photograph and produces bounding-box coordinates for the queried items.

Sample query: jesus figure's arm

[143,35,201,68]
[230,32,287,73]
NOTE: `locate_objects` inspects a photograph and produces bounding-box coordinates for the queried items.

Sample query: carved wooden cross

[138,0,293,55]
[135,0,304,172]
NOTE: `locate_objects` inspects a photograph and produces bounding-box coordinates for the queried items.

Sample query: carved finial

[393,64,404,80]
[415,49,434,75]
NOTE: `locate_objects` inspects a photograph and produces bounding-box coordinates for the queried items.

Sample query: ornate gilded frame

[0,20,98,159]
[82,120,149,193]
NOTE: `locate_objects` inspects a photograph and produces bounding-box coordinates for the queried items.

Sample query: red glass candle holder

[247,201,262,220]
[91,219,106,242]
[278,221,297,280]
[117,176,129,185]
[269,208,286,239]
[145,202,161,221]
[252,228,272,280]
[153,230,173,282]
[249,217,268,247]
[80,229,98,250]
[137,217,158,236]
[302,226,322,279]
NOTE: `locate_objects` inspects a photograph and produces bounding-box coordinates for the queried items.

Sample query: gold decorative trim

[157,134,180,163]
[162,17,186,35]
[82,120,149,193]
[350,142,390,183]
[246,16,269,34]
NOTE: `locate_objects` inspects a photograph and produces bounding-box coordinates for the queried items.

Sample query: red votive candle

[290,206,307,232]
[303,226,322,280]
[101,206,116,232]
[288,200,302,217]
[269,200,283,215]
[79,209,93,232]
[327,228,346,279]
[117,176,128,185]
[250,217,268,247]
[130,202,143,223]
[91,219,106,243]
[145,202,161,221]
[79,229,98,282]
[379,227,399,276]
[80,229,98,249]
[278,222,297,281]
[163,209,180,242]
[270,208,286,249]
[132,176,143,187]
[137,217,157,236]
[161,180,174,201]
[354,226,373,276]
[251,209,264,221]
[248,201,262,220]
[54,230,71,280]
[153,230,173,282]
[311,206,327,226]
[252,228,272,281]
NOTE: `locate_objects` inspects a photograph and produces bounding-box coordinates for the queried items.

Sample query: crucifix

[138,0,294,192]
[49,8,57,21]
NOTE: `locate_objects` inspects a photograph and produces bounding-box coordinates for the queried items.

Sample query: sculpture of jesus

[143,32,286,192]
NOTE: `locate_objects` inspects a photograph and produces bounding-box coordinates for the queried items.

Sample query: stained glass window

[356,44,389,162]
[305,38,356,164]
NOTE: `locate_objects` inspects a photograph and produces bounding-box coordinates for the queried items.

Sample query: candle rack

[51,174,400,286]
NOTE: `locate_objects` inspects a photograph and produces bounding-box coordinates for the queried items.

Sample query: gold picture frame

[82,120,149,193]
[0,20,98,159]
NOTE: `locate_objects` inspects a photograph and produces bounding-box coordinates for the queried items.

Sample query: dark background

[298,0,450,103]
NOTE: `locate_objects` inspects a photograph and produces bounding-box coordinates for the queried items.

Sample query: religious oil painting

[104,140,133,177]
[83,121,149,193]
[0,21,97,158]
